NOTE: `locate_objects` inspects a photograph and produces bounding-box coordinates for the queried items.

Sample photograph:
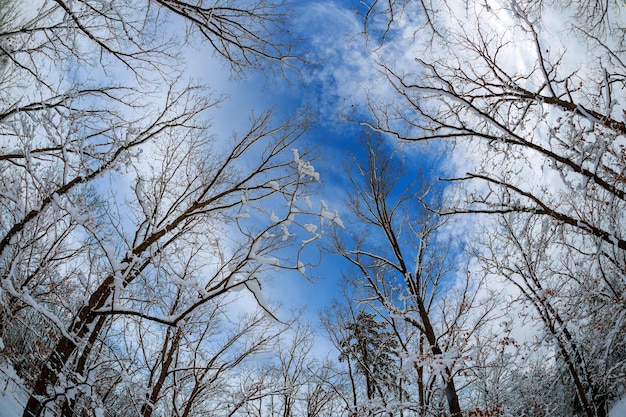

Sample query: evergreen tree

[338,311,398,402]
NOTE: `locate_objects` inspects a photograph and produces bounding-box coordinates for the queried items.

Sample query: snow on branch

[292,148,320,182]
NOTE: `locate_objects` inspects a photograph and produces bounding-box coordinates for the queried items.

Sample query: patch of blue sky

[174,0,460,323]
[278,5,450,303]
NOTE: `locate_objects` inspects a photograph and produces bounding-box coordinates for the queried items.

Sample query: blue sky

[172,0,462,337]
[180,1,368,315]
[178,0,454,322]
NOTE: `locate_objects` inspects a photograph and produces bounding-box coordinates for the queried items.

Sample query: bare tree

[356,0,626,416]
[327,137,493,417]
[16,106,334,417]
[0,1,339,416]
[233,320,344,417]
[152,0,299,77]
[472,211,623,416]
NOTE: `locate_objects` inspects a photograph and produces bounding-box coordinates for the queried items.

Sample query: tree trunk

[411,273,462,417]
[141,327,184,417]
[60,316,107,417]
[23,276,115,417]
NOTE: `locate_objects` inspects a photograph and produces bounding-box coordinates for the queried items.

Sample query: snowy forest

[0,0,625,416]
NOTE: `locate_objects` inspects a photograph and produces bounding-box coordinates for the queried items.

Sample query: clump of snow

[268,180,280,191]
[236,210,250,219]
[245,278,280,323]
[292,149,320,182]
[320,200,345,228]
[134,177,151,218]
[250,240,280,267]
[304,195,313,210]
[280,224,295,241]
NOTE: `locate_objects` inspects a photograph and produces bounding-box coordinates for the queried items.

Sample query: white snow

[610,397,626,417]
[249,239,280,267]
[245,278,280,323]
[280,224,295,241]
[292,149,321,182]
[320,200,345,228]
[134,177,150,218]
[268,180,280,191]
[0,365,27,417]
